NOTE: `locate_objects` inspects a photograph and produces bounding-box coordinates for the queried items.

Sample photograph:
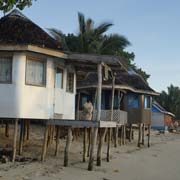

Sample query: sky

[2,0,180,92]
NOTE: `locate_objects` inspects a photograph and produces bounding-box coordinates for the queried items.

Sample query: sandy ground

[0,125,180,180]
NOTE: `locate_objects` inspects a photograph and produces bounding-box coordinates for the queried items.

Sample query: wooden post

[97,128,107,166]
[148,124,151,147]
[129,124,132,142]
[64,127,73,167]
[107,75,115,162]
[12,119,18,162]
[142,123,145,145]
[26,119,30,140]
[123,125,126,145]
[88,63,102,171]
[87,128,92,157]
[41,125,49,161]
[76,92,81,120]
[138,123,142,147]
[19,120,24,155]
[114,126,118,147]
[5,121,9,137]
[55,126,60,156]
[23,119,26,142]
[83,127,87,162]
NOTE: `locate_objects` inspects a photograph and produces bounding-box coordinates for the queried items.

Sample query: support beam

[107,75,115,162]
[64,127,73,167]
[142,123,145,145]
[5,122,9,137]
[41,125,49,161]
[83,128,87,162]
[12,119,18,162]
[114,127,118,147]
[97,128,107,166]
[138,123,142,147]
[88,63,102,171]
[19,120,24,155]
[129,124,132,142]
[55,126,60,156]
[148,124,151,147]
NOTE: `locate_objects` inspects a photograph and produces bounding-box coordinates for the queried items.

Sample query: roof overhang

[0,45,67,59]
[77,84,160,96]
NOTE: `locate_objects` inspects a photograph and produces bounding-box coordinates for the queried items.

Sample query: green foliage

[49,12,150,81]
[156,85,180,120]
[0,0,36,13]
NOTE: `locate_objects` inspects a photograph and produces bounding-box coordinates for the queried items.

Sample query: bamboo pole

[148,124,151,147]
[55,126,60,156]
[26,119,30,140]
[107,75,115,162]
[138,123,142,147]
[142,123,145,145]
[88,63,102,171]
[83,127,87,162]
[5,121,9,137]
[97,128,107,166]
[114,126,118,147]
[12,119,18,162]
[41,125,49,161]
[129,124,132,142]
[64,127,73,167]
[19,120,24,155]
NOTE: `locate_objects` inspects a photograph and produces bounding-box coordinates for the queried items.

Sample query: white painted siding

[0,52,76,120]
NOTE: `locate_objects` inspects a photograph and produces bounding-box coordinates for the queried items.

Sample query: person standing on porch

[83,100,94,120]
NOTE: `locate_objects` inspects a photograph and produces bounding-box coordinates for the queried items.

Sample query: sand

[0,125,180,180]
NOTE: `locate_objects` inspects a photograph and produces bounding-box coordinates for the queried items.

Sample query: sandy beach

[0,126,180,180]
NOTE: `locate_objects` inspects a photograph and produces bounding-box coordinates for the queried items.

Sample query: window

[0,57,12,83]
[144,95,151,109]
[55,67,63,89]
[128,94,139,108]
[66,72,74,93]
[26,58,46,86]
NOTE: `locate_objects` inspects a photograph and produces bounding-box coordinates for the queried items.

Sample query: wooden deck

[46,119,117,128]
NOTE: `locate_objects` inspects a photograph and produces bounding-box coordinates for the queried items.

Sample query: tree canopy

[49,12,150,81]
[0,0,35,13]
[156,84,180,120]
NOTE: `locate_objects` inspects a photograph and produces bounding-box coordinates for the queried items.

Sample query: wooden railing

[76,110,127,125]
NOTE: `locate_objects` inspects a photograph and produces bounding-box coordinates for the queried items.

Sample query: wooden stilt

[64,127,73,167]
[97,128,107,166]
[23,119,26,142]
[123,125,126,145]
[129,124,132,142]
[88,127,98,170]
[148,124,151,147]
[26,119,30,140]
[5,121,9,137]
[142,123,145,145]
[19,120,24,155]
[12,119,18,162]
[55,126,60,156]
[119,126,122,146]
[114,127,118,147]
[122,125,125,145]
[138,123,142,147]
[87,128,91,157]
[41,125,49,161]
[106,128,112,162]
[83,127,87,162]
[88,63,102,171]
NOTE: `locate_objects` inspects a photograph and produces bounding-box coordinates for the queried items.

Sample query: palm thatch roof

[0,9,61,50]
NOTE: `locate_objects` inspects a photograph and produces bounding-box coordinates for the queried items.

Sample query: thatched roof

[0,9,61,50]
[77,70,159,96]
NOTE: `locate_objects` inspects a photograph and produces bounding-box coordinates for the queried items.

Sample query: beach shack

[151,101,175,132]
[0,9,77,161]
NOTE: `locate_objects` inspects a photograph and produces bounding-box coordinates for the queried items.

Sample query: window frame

[55,66,64,89]
[66,72,74,93]
[25,56,47,87]
[0,57,12,84]
[144,95,151,109]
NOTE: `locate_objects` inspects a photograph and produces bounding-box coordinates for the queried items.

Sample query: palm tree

[49,12,130,54]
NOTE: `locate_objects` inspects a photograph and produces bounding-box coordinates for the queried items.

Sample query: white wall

[0,52,76,119]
